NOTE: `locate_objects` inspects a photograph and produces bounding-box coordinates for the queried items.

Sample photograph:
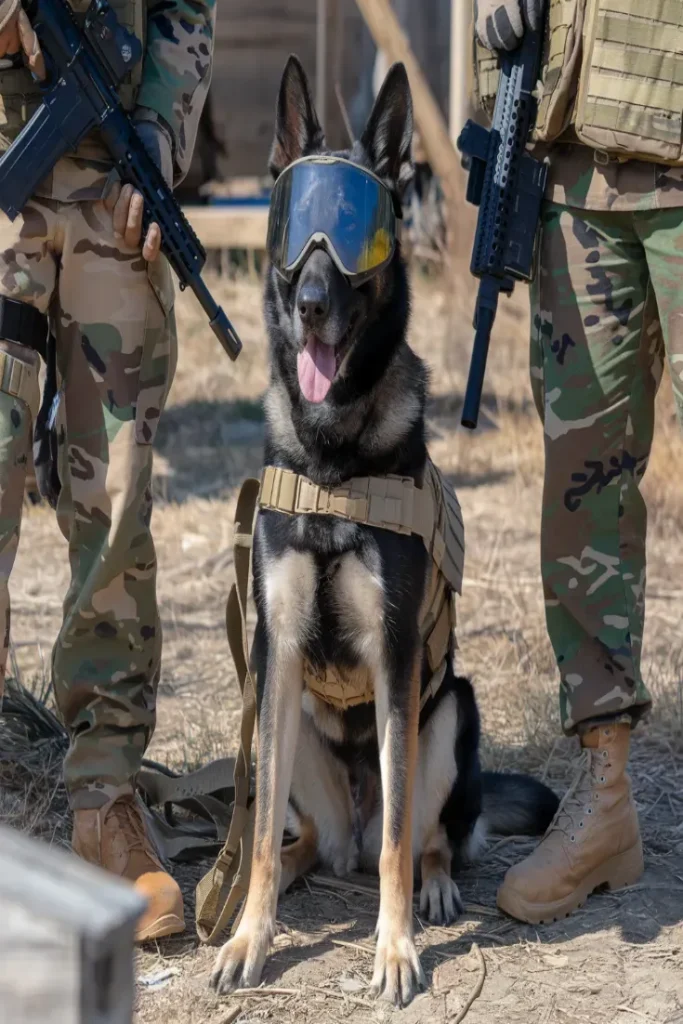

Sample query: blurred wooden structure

[354,0,475,296]
[0,825,144,1024]
[209,0,454,181]
[450,0,473,142]
[355,0,464,210]
[188,0,475,270]
[212,0,366,178]
[187,206,269,251]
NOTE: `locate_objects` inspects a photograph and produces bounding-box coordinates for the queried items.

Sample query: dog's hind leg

[419,826,463,926]
[280,813,319,893]
[286,705,356,881]
[211,551,315,995]
[281,706,357,894]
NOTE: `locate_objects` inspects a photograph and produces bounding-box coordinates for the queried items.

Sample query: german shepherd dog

[211,57,558,1007]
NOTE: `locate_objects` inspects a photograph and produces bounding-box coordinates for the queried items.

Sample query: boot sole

[136,913,186,943]
[497,838,644,925]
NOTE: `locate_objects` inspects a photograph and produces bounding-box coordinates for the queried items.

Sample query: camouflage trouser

[531,201,683,735]
[0,194,176,808]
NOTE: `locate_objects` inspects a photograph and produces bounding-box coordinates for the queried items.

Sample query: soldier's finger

[17,10,45,81]
[142,223,161,263]
[124,190,145,249]
[113,183,134,239]
[103,178,122,215]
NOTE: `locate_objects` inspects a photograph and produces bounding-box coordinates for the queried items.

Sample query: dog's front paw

[419,870,464,926]
[209,929,270,995]
[369,930,426,1007]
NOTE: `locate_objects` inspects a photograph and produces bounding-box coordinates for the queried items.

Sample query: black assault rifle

[0,0,241,361]
[457,24,547,429]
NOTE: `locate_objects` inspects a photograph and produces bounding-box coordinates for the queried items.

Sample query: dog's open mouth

[297,326,355,404]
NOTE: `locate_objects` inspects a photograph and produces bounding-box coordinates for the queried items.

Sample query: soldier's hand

[104,116,174,263]
[0,9,45,78]
[0,9,20,59]
[474,0,543,51]
[105,183,162,261]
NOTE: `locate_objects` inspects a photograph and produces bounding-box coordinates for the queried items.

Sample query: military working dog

[211,56,558,1007]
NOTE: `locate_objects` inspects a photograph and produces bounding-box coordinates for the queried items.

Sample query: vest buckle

[593,149,611,166]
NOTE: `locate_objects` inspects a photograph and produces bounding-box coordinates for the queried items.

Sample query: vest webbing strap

[260,460,464,595]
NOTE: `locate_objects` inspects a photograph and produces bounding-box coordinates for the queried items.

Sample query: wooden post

[353,0,464,210]
[0,825,145,1024]
[354,0,475,306]
[316,0,328,130]
[450,0,471,144]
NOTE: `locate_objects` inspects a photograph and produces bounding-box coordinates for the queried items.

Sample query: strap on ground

[195,477,261,944]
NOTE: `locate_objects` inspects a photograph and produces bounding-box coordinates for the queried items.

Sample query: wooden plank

[207,0,367,176]
[0,825,144,936]
[450,0,472,142]
[184,206,269,251]
[0,825,144,1024]
[353,0,475,307]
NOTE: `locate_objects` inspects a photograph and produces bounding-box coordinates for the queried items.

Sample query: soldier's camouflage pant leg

[0,351,40,697]
[530,201,683,735]
[0,196,176,808]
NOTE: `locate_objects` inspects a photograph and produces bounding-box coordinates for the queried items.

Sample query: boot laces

[545,749,603,843]
[102,797,151,857]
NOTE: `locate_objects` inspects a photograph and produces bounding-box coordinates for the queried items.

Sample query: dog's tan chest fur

[264,548,386,693]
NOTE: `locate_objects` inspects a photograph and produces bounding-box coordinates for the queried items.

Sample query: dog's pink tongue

[297,337,336,403]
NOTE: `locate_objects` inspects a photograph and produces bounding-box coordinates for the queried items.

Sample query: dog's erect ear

[269,55,325,179]
[360,63,414,196]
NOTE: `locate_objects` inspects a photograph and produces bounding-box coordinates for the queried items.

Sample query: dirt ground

[5,269,683,1024]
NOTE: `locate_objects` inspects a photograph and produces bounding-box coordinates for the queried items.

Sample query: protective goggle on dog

[267,156,399,286]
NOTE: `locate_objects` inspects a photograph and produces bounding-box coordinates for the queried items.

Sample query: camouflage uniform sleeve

[136,0,216,185]
[0,0,19,32]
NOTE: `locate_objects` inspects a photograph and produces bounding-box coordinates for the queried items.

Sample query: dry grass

[2,268,683,1024]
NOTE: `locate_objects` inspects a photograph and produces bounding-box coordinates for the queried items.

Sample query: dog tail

[481,771,559,837]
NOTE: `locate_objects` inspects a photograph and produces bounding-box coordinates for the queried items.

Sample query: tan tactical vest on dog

[259,459,465,711]
[474,0,683,165]
[194,461,465,944]
[0,0,145,151]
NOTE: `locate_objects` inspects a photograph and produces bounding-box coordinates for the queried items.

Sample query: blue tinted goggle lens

[267,157,397,282]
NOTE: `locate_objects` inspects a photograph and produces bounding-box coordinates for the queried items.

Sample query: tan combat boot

[73,794,185,942]
[497,722,643,924]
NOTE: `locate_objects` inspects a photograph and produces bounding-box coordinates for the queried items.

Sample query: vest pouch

[574,0,683,164]
[534,0,586,142]
[473,37,500,122]
[472,0,585,142]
